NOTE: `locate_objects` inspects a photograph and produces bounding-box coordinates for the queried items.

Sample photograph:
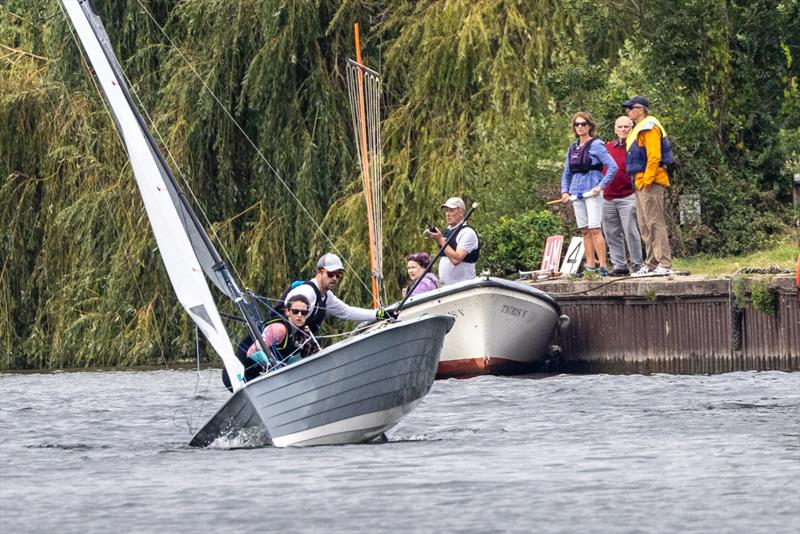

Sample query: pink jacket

[408,273,439,297]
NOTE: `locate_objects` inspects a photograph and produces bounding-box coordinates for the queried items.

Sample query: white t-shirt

[438,226,479,285]
[284,279,376,323]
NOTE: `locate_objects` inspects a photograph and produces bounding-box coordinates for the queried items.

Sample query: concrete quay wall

[529,274,799,374]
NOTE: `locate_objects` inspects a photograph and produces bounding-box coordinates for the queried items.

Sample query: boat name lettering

[444,309,466,319]
[501,304,528,318]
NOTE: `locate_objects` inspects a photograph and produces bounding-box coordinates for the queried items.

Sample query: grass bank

[673,235,798,277]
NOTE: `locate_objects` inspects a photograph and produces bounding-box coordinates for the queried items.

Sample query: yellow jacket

[627,117,670,190]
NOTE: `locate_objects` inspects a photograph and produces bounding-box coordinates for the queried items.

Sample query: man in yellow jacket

[623,95,673,276]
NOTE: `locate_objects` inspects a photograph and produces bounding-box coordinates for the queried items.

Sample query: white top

[438,226,479,285]
[285,279,376,322]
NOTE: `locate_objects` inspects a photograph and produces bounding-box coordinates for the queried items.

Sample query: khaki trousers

[636,184,672,269]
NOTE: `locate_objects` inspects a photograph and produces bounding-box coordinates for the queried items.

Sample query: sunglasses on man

[325,270,344,280]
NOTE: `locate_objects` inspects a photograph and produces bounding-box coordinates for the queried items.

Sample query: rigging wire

[111,58,247,287]
[186,323,213,434]
[175,324,215,435]
[346,54,385,308]
[132,0,373,296]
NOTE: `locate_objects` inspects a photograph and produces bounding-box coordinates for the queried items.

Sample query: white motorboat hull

[396,276,567,378]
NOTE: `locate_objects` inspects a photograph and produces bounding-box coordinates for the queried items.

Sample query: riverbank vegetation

[673,236,796,276]
[1,1,797,369]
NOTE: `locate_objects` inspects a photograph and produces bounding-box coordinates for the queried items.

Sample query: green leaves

[480,210,565,276]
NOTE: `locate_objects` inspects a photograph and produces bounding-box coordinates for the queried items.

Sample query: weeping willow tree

[0,0,207,368]
[1,0,795,369]
[0,0,385,368]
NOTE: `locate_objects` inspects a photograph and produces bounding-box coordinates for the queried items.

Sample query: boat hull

[190,314,454,448]
[396,277,566,378]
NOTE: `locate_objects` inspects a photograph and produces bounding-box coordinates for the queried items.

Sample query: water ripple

[0,369,798,534]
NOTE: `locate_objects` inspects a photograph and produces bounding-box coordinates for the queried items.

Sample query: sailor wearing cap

[283,253,396,332]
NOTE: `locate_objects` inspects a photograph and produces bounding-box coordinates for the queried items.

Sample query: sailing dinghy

[61,0,453,447]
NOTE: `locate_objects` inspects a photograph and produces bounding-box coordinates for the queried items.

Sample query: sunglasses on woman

[573,121,589,127]
[288,308,309,316]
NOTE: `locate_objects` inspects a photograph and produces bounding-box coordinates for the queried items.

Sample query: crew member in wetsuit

[245,294,317,366]
[222,295,317,390]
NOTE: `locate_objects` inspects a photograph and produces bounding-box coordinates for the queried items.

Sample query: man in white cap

[283,252,394,333]
[426,196,480,285]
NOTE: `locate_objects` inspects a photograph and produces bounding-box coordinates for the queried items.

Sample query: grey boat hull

[190,314,454,448]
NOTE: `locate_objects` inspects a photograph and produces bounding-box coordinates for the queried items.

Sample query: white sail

[61,0,245,390]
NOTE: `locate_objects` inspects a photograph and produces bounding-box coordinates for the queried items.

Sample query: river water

[1,370,798,533]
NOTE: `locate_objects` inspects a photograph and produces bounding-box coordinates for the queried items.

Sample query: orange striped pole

[354,22,380,308]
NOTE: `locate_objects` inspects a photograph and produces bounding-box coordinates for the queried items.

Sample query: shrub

[479,210,565,276]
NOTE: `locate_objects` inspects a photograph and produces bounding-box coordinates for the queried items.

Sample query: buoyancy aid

[625,117,674,175]
[567,138,603,174]
[223,317,317,391]
[442,225,480,263]
[271,321,317,363]
[278,280,326,333]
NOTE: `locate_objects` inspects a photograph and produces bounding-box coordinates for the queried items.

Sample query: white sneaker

[631,266,650,277]
[652,266,673,276]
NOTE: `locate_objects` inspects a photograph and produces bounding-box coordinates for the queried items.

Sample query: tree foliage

[0,0,795,369]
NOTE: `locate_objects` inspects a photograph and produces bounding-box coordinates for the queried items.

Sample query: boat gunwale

[190,314,453,445]
[394,276,562,314]
[244,314,453,385]
[253,335,444,409]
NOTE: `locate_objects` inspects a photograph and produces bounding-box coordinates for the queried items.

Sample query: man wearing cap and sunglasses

[623,95,674,276]
[283,252,396,334]
[426,196,480,286]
